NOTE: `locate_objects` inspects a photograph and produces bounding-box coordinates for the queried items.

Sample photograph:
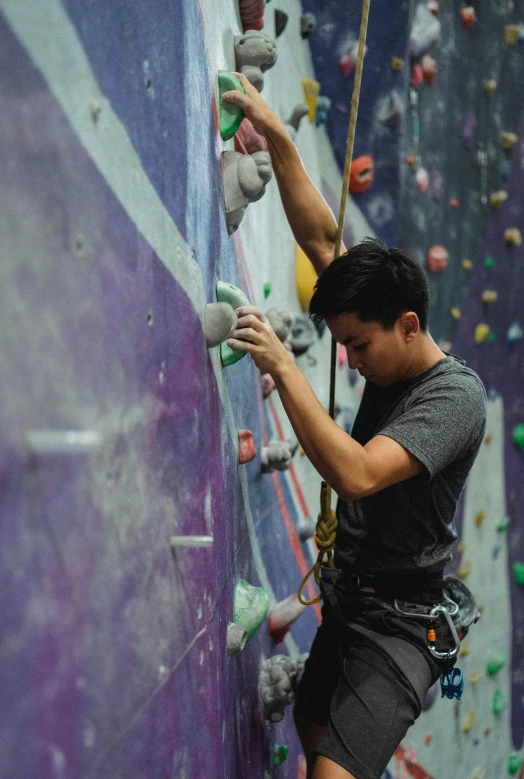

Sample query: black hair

[309,237,429,331]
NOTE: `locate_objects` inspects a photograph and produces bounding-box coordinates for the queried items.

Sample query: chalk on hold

[234,580,269,642]
[504,25,521,45]
[268,594,306,643]
[218,71,245,140]
[234,30,278,92]
[490,191,508,209]
[349,156,374,194]
[391,56,404,70]
[170,536,213,548]
[481,290,498,304]
[509,754,523,775]
[274,745,289,767]
[300,12,316,39]
[462,709,476,734]
[261,439,292,473]
[301,78,320,124]
[297,515,316,541]
[501,131,518,150]
[203,302,237,348]
[422,55,437,84]
[222,150,273,234]
[378,91,404,128]
[25,430,103,454]
[507,321,523,343]
[274,9,288,38]
[239,0,265,32]
[410,3,441,57]
[238,429,257,464]
[227,623,248,656]
[427,245,449,272]
[460,7,477,27]
[486,652,506,675]
[504,228,522,246]
[216,280,250,365]
[514,562,524,587]
[315,96,332,127]
[474,324,490,344]
[492,690,508,714]
[266,308,293,342]
[483,79,497,97]
[289,313,317,356]
[259,654,298,722]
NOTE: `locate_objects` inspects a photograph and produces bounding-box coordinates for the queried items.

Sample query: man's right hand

[222,72,282,138]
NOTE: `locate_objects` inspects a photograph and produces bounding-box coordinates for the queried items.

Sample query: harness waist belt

[319,566,446,601]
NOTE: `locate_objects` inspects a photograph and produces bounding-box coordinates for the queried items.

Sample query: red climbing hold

[234,118,268,155]
[411,63,424,88]
[349,156,374,194]
[239,0,266,32]
[238,429,257,464]
[268,594,306,643]
[422,55,437,85]
[427,245,449,272]
[460,7,477,28]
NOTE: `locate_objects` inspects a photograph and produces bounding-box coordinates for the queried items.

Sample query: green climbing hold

[492,690,508,714]
[233,580,269,643]
[216,281,250,366]
[486,331,496,343]
[485,257,496,268]
[273,745,289,767]
[487,652,506,675]
[508,754,523,775]
[264,282,272,298]
[514,562,524,587]
[218,71,245,141]
[497,516,510,532]
[513,424,524,451]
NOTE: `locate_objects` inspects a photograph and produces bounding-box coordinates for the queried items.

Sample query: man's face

[327,311,410,386]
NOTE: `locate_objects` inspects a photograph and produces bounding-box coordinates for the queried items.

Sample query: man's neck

[401,333,447,382]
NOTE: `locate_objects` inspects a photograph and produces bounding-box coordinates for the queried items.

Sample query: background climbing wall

[1,1,523,779]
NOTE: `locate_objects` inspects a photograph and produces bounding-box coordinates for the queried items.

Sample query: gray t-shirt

[335,354,487,575]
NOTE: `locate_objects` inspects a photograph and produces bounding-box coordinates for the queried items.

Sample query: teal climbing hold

[492,690,508,714]
[273,745,289,767]
[233,580,269,643]
[514,562,524,587]
[486,652,506,675]
[513,424,524,451]
[218,71,245,141]
[508,754,523,775]
[216,281,250,366]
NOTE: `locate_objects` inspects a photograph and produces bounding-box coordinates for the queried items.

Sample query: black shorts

[294,600,442,779]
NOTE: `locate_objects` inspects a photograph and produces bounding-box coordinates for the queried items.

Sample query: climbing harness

[297,0,371,607]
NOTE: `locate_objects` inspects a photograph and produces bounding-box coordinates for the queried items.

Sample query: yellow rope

[297,0,371,607]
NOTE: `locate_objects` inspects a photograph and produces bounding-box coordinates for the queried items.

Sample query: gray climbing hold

[297,515,316,542]
[222,150,273,234]
[287,103,309,132]
[234,30,278,92]
[409,3,441,57]
[378,91,404,128]
[259,655,298,722]
[261,439,292,473]
[300,12,317,39]
[289,313,317,356]
[227,623,248,656]
[266,308,293,342]
[203,302,237,348]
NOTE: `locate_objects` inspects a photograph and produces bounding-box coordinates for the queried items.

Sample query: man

[224,76,487,779]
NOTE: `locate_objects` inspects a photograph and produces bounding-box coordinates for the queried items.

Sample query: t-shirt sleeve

[377,375,487,480]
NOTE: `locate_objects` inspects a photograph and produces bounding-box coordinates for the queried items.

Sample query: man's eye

[354,344,366,351]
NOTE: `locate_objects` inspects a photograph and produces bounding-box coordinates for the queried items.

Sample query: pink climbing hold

[338,42,367,77]
[416,167,430,193]
[422,55,437,84]
[262,372,276,398]
[412,62,424,88]
[234,118,268,155]
[427,245,449,272]
[238,429,257,464]
[239,0,266,32]
[268,593,306,643]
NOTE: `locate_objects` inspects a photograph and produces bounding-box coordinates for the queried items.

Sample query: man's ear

[401,312,419,343]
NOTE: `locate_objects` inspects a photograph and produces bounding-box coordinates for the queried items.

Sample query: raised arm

[223,73,345,276]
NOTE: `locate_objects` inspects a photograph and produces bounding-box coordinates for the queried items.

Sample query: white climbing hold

[203,302,237,347]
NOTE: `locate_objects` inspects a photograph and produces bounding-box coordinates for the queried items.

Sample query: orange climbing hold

[450,198,460,207]
[422,55,437,85]
[427,245,449,272]
[349,156,374,194]
[460,7,477,28]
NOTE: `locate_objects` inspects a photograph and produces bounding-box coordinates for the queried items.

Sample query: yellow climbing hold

[501,131,518,150]
[490,190,508,209]
[391,56,404,70]
[482,290,498,304]
[457,542,466,554]
[504,25,521,45]
[462,709,476,734]
[296,244,318,312]
[450,307,461,320]
[484,433,493,444]
[462,259,473,270]
[301,78,320,123]
[459,639,471,658]
[475,324,490,344]
[470,670,483,685]
[505,228,522,246]
[474,510,486,527]
[458,560,472,580]
[483,79,497,97]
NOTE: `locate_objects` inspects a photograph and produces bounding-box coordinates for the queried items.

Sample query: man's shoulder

[413,356,486,402]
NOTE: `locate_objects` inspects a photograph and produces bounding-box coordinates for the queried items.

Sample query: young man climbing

[223,76,487,779]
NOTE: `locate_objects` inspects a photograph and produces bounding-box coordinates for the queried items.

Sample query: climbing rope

[297,0,371,606]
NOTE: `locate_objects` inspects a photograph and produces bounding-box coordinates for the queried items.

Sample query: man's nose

[346,349,363,370]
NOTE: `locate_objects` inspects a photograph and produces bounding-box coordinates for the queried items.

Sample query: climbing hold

[170,535,213,548]
[506,321,522,343]
[274,9,288,38]
[482,290,498,304]
[203,302,237,348]
[501,131,518,150]
[450,198,460,208]
[234,580,269,642]
[459,640,471,658]
[504,228,522,246]
[490,190,508,209]
[497,516,510,532]
[285,103,310,142]
[483,79,497,97]
[474,510,486,527]
[462,110,477,149]
[222,150,273,234]
[262,372,276,398]
[268,594,306,643]
[300,12,316,39]
[424,734,433,745]
[218,71,245,140]
[339,41,367,77]
[458,560,472,580]
[391,56,404,70]
[462,709,476,734]
[422,55,438,84]
[234,118,268,155]
[274,745,289,767]
[227,623,248,656]
[297,515,316,542]
[474,324,490,344]
[484,433,493,444]
[261,439,293,473]
[238,429,257,464]
[484,257,496,268]
[486,331,496,343]
[483,728,491,737]
[265,308,293,342]
[410,3,441,57]
[469,670,483,685]
[411,62,424,88]
[514,562,524,586]
[405,154,416,166]
[429,170,443,200]
[264,282,271,299]
[301,78,320,124]
[457,542,466,554]
[460,7,477,28]
[492,690,508,714]
[378,91,404,128]
[509,755,523,775]
[349,156,374,194]
[416,167,430,194]
[289,314,317,356]
[427,0,439,14]
[504,25,521,45]
[259,655,298,722]
[427,245,449,272]
[450,308,461,320]
[315,96,332,127]
[234,30,278,92]
[462,258,473,270]
[486,652,506,675]
[404,746,417,765]
[492,544,502,560]
[216,280,250,366]
[239,0,266,32]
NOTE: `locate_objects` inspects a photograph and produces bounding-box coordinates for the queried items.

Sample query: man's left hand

[227,306,294,376]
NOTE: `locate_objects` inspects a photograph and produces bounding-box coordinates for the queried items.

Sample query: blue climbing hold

[440,667,464,700]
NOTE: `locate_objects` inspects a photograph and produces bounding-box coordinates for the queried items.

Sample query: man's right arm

[223,73,345,276]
